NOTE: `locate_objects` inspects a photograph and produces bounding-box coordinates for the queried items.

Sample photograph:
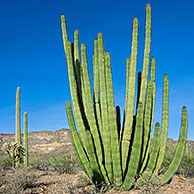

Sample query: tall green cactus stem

[150,57,156,81]
[146,122,160,172]
[61,30,88,148]
[61,16,108,184]
[81,43,108,182]
[66,102,93,180]
[124,57,130,113]
[141,80,153,163]
[16,87,21,145]
[160,106,188,185]
[93,39,102,136]
[98,33,112,182]
[74,29,81,91]
[23,112,28,166]
[139,4,152,108]
[153,74,169,175]
[122,17,138,173]
[122,102,143,190]
[105,52,122,186]
[140,58,156,172]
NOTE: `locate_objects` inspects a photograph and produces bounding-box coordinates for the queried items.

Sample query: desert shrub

[3,165,36,194]
[49,155,81,174]
[159,143,194,178]
[0,155,12,170]
[32,158,51,171]
[177,151,194,178]
[135,171,161,194]
[2,142,25,168]
[72,171,92,188]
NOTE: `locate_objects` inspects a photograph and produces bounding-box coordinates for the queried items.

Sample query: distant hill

[0,129,193,158]
[0,129,74,157]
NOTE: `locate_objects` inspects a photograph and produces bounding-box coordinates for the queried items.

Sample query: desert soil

[3,171,191,194]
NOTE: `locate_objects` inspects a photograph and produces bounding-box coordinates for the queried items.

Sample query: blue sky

[0,0,193,140]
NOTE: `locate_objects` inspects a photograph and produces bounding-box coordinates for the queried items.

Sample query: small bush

[32,158,51,171]
[3,165,36,194]
[72,171,92,188]
[0,155,12,170]
[135,171,161,194]
[177,151,194,178]
[49,155,81,174]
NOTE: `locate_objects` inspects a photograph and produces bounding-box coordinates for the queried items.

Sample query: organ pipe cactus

[61,3,188,190]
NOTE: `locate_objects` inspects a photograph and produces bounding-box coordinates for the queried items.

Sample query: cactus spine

[61,3,188,190]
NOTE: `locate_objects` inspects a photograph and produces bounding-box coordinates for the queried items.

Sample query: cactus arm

[153,74,169,175]
[124,57,130,113]
[160,106,188,185]
[140,80,153,166]
[140,58,156,172]
[66,102,93,179]
[74,29,81,91]
[81,43,108,183]
[23,112,28,166]
[121,17,138,172]
[61,15,69,53]
[146,122,160,172]
[105,52,122,186]
[150,57,156,81]
[16,87,21,145]
[140,58,156,171]
[84,130,103,183]
[61,22,88,145]
[98,33,112,182]
[122,102,143,190]
[93,40,102,135]
[140,82,156,173]
[139,4,152,108]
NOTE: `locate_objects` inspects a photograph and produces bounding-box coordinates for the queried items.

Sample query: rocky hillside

[0,129,74,157]
[0,129,193,157]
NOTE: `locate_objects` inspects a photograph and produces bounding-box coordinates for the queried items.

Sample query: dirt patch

[0,171,191,194]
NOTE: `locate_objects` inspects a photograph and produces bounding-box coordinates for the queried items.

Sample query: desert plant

[15,87,21,146]
[2,142,25,168]
[136,172,161,194]
[15,87,29,166]
[176,151,194,178]
[0,154,12,170]
[23,112,29,166]
[49,155,81,174]
[61,3,188,190]
[3,166,36,194]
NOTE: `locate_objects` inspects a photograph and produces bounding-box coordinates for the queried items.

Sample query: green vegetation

[29,154,81,174]
[15,87,29,166]
[61,3,188,190]
[2,142,25,168]
[23,112,28,166]
[2,166,36,194]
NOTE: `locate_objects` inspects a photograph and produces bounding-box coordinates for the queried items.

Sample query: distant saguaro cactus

[15,87,29,166]
[16,87,21,145]
[62,3,188,190]
[23,112,28,166]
